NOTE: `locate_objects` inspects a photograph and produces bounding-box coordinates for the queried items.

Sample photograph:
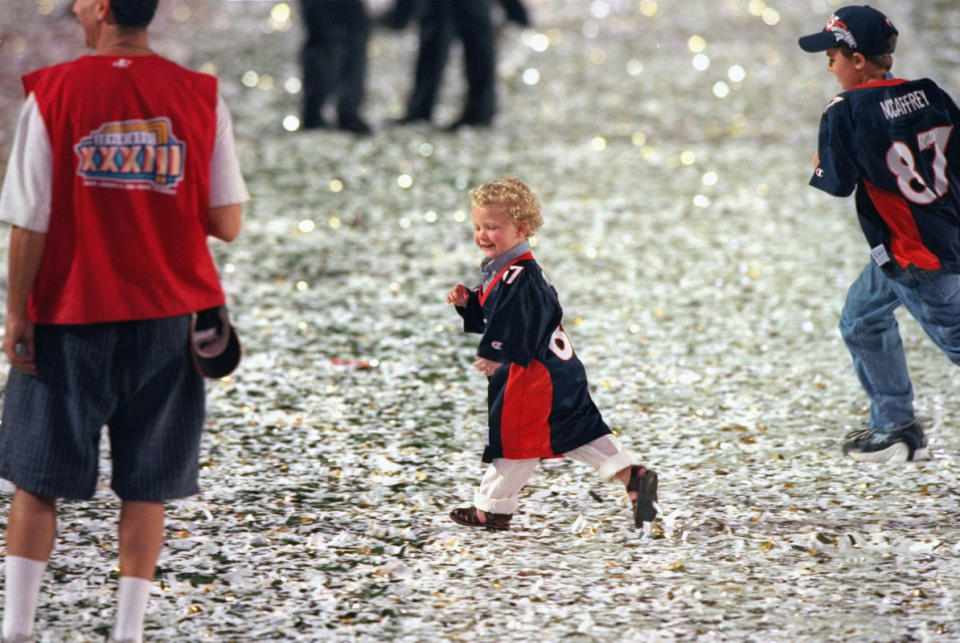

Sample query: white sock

[112,576,152,643]
[2,555,46,638]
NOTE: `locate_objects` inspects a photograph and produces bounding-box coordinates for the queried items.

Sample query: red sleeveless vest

[23,54,224,324]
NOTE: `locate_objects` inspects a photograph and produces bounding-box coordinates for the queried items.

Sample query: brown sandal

[449,507,512,530]
[627,466,659,527]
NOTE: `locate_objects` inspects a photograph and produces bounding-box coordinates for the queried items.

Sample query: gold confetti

[687,35,706,53]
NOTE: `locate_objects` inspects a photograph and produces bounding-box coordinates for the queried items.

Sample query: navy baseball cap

[798,5,898,56]
[190,305,241,379]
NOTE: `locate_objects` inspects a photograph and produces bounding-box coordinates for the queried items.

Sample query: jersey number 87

[886,125,953,204]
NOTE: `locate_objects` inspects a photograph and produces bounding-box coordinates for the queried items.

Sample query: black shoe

[449,507,511,531]
[337,114,372,135]
[445,116,493,131]
[842,421,930,462]
[391,114,431,126]
[626,466,658,527]
[300,115,330,131]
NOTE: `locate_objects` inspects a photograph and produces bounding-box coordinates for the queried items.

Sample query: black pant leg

[497,0,530,26]
[300,0,338,126]
[334,0,370,123]
[381,0,423,30]
[451,0,495,124]
[404,0,454,121]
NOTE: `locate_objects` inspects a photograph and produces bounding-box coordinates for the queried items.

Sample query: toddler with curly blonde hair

[445,176,658,530]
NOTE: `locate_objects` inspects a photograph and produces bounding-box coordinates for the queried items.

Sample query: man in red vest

[0,1,248,640]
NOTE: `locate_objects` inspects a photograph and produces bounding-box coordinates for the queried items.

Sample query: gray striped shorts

[0,315,205,501]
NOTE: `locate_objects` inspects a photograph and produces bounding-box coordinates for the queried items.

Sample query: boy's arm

[455,288,486,333]
[809,96,858,197]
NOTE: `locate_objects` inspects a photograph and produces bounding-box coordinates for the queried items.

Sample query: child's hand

[446,284,470,306]
[474,357,502,377]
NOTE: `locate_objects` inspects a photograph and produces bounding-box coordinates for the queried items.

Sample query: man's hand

[473,356,502,377]
[4,226,46,376]
[3,311,36,375]
[446,284,470,306]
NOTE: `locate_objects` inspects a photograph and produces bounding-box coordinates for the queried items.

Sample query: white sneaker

[842,422,930,462]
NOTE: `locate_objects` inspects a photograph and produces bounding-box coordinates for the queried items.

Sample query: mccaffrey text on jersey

[879,89,930,120]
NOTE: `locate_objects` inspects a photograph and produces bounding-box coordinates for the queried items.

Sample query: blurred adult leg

[449,0,495,127]
[379,0,422,30]
[300,0,338,128]
[335,0,372,133]
[402,0,454,122]
[497,0,530,26]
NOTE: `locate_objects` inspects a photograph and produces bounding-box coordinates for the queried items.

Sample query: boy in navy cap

[800,6,960,461]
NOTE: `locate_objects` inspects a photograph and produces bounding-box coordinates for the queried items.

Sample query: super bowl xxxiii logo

[74,118,185,192]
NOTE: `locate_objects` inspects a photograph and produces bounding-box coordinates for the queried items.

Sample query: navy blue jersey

[811,78,960,271]
[456,252,611,462]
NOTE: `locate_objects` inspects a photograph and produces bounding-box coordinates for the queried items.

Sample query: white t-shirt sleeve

[0,94,247,226]
[209,95,249,207]
[0,93,53,233]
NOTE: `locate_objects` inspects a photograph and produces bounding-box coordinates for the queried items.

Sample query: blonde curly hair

[470,176,544,236]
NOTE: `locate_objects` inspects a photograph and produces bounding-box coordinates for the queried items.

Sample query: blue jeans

[840,262,960,431]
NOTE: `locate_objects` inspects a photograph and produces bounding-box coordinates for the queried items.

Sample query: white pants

[472,434,640,514]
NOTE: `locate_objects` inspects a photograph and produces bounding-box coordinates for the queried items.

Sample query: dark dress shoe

[300,114,330,131]
[391,114,432,126]
[627,465,659,527]
[338,114,372,135]
[449,507,511,530]
[445,116,493,131]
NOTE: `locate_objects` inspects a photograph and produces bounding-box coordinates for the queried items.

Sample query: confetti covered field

[4,0,960,640]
